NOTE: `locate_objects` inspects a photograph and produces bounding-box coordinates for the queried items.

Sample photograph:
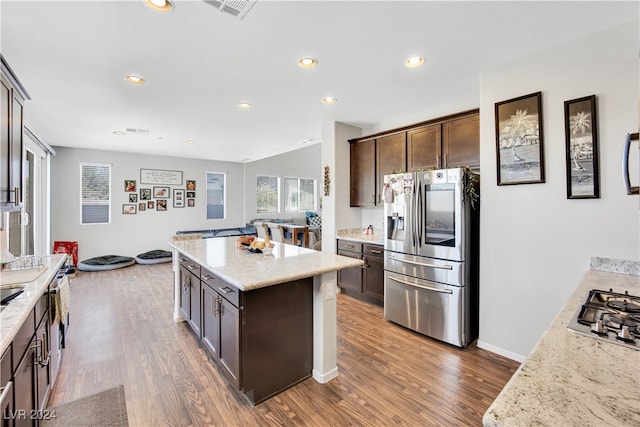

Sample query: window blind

[80,163,110,224]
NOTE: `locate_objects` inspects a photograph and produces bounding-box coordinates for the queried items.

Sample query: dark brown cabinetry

[1,345,13,427]
[442,114,480,169]
[201,268,240,386]
[179,256,313,405]
[407,124,441,170]
[179,258,201,337]
[1,56,29,211]
[349,110,479,207]
[349,140,375,207]
[337,240,384,306]
[376,133,406,205]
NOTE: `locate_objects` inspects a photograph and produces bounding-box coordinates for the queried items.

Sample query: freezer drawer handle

[388,275,453,294]
[388,255,453,270]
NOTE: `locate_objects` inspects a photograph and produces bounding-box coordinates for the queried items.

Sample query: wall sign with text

[140,168,183,186]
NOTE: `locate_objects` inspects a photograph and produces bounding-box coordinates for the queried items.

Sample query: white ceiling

[1,1,636,163]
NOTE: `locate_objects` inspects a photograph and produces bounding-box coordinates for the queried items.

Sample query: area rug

[42,384,128,427]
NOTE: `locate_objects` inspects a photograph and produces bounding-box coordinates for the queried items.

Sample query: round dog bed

[78,255,135,272]
[135,249,172,265]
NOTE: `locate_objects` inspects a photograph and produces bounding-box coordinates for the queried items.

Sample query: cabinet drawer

[337,240,362,253]
[201,268,240,307]
[363,244,384,257]
[35,290,49,328]
[180,257,201,277]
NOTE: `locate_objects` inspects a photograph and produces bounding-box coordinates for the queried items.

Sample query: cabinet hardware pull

[370,249,383,254]
[0,382,12,409]
[218,286,233,294]
[202,274,214,281]
[214,296,221,316]
[40,332,50,366]
[388,255,453,270]
[13,187,20,206]
[212,295,217,317]
[187,265,196,270]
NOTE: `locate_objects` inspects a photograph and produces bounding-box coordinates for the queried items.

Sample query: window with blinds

[80,163,111,224]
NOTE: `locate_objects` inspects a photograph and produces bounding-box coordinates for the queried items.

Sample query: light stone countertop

[336,229,384,245]
[483,263,640,426]
[168,237,364,291]
[0,254,66,356]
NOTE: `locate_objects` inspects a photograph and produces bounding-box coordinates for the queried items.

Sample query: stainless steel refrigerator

[383,168,479,348]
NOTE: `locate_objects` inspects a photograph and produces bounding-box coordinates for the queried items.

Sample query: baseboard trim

[312,366,339,383]
[477,340,526,363]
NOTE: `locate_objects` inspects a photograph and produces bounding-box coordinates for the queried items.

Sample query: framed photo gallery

[121,172,196,214]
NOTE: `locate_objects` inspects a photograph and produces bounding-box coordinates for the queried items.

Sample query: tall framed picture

[495,91,545,185]
[564,95,599,199]
[173,189,185,208]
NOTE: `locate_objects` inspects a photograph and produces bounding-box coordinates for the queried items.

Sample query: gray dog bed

[78,255,135,271]
[135,249,172,265]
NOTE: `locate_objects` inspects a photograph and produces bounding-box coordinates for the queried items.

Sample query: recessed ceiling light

[113,131,125,135]
[297,57,318,68]
[125,75,145,85]
[298,138,315,144]
[237,102,252,109]
[322,97,337,105]
[185,140,194,144]
[144,0,174,12]
[405,56,425,68]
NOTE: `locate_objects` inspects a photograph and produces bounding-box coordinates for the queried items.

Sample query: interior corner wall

[478,20,639,360]
[243,144,323,223]
[51,147,245,260]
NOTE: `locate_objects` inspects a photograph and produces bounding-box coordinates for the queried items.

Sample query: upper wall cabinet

[1,56,30,211]
[349,110,479,207]
[350,139,376,207]
[407,123,441,170]
[376,133,406,205]
[441,114,480,169]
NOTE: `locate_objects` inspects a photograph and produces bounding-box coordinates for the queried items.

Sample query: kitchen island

[168,237,363,405]
[483,258,640,426]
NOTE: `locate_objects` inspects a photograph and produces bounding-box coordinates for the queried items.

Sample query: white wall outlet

[325,283,335,300]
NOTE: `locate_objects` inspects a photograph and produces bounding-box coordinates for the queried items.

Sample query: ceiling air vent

[125,128,150,135]
[203,0,256,20]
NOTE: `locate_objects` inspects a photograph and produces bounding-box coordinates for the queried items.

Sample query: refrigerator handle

[413,177,419,249]
[417,178,423,245]
[623,132,639,195]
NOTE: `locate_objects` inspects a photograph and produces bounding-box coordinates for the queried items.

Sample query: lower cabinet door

[201,284,220,358]
[363,254,384,306]
[337,251,362,293]
[219,298,240,386]
[179,267,191,321]
[188,279,202,338]
[14,345,35,427]
[35,319,50,412]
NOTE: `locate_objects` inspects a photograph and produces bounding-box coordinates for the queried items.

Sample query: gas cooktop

[567,288,640,351]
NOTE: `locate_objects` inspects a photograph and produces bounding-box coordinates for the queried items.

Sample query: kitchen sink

[0,266,46,286]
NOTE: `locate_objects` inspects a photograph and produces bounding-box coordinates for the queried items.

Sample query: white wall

[477,20,639,360]
[321,122,363,254]
[51,147,245,260]
[243,143,322,224]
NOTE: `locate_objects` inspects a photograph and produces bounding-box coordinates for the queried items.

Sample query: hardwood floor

[48,263,519,426]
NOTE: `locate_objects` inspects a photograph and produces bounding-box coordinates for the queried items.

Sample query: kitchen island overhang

[168,237,364,403]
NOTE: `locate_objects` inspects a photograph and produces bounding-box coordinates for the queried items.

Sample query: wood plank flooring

[48,263,519,426]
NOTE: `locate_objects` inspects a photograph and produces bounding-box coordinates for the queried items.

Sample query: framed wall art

[495,91,545,185]
[147,201,155,209]
[140,188,151,200]
[153,186,169,198]
[186,191,195,198]
[564,95,599,199]
[122,204,136,214]
[125,180,136,192]
[138,202,146,211]
[173,189,185,208]
[186,180,196,191]
[156,200,167,211]
[187,198,195,207]
[129,194,137,203]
